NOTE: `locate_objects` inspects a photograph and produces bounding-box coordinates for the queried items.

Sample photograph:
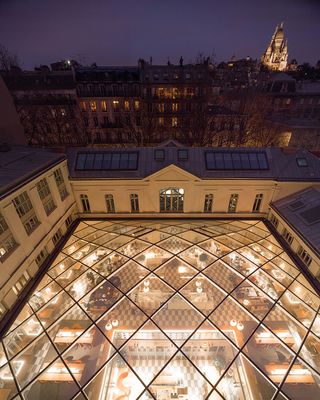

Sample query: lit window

[36,178,56,216]
[124,101,130,111]
[204,194,213,213]
[160,188,184,212]
[0,213,17,260]
[113,101,119,112]
[101,100,107,112]
[80,101,87,111]
[228,193,238,213]
[134,101,140,111]
[172,88,179,99]
[297,246,312,266]
[270,214,279,228]
[130,194,139,213]
[53,168,69,200]
[282,228,294,245]
[60,108,66,116]
[105,194,115,213]
[172,117,178,127]
[13,192,39,235]
[90,101,97,112]
[158,117,164,126]
[172,103,178,112]
[158,103,165,112]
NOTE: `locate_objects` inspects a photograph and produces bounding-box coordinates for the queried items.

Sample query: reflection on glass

[2,219,320,399]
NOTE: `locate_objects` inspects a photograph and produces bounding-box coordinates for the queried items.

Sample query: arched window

[160,188,184,213]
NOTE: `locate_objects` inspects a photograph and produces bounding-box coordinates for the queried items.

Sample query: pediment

[145,164,200,182]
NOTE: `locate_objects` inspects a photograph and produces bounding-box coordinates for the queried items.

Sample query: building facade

[1,143,320,399]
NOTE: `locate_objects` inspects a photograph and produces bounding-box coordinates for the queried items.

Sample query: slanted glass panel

[75,152,138,170]
[205,151,268,170]
[76,153,86,170]
[258,153,268,169]
[240,153,250,169]
[93,153,103,169]
[111,153,120,169]
[84,153,95,169]
[102,153,112,169]
[249,153,259,169]
[2,219,320,399]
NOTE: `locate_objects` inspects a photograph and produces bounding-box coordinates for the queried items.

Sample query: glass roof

[1,219,320,400]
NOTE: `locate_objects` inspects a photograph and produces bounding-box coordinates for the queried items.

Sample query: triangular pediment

[144,164,200,182]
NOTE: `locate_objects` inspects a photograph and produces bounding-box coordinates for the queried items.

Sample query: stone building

[261,22,288,71]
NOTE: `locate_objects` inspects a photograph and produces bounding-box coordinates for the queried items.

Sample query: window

[297,246,312,266]
[160,188,184,213]
[282,228,294,245]
[37,178,56,216]
[13,271,31,295]
[65,216,73,228]
[158,103,165,113]
[172,117,178,127]
[124,100,130,111]
[80,194,90,213]
[52,229,62,246]
[172,88,178,99]
[105,194,115,213]
[158,117,164,126]
[172,103,178,112]
[113,101,119,112]
[93,116,99,127]
[296,158,308,167]
[90,101,97,112]
[178,149,188,161]
[204,194,213,213]
[80,101,87,112]
[0,213,17,260]
[99,100,107,112]
[13,192,39,235]
[270,214,279,228]
[228,194,238,213]
[130,194,139,213]
[53,168,69,200]
[136,116,141,126]
[252,193,263,213]
[76,152,139,170]
[134,100,140,111]
[206,151,269,170]
[154,149,165,161]
[35,248,49,267]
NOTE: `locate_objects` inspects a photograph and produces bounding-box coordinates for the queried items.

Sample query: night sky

[0,0,319,69]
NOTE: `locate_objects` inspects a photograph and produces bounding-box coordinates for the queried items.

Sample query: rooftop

[0,146,65,199]
[272,187,320,257]
[68,144,320,182]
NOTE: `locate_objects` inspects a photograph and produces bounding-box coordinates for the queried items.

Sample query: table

[54,329,93,344]
[265,363,314,384]
[39,362,85,382]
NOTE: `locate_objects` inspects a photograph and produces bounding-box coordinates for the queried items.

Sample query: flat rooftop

[0,146,65,198]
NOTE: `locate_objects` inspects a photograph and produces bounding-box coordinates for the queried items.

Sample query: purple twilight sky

[0,0,319,69]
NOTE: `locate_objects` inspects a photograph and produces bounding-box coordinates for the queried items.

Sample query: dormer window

[296,158,308,167]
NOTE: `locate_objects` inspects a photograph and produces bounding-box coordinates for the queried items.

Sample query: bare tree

[0,44,20,72]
